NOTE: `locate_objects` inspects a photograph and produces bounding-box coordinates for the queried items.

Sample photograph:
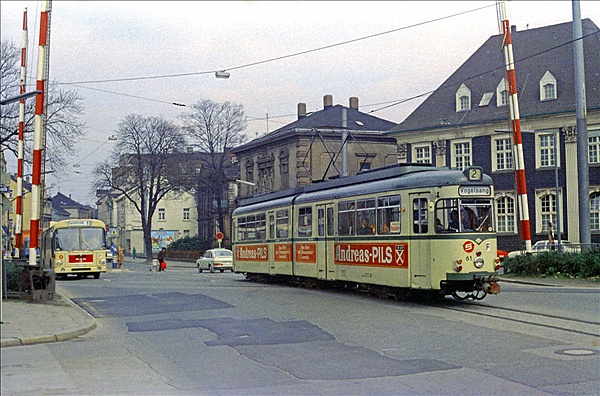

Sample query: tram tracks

[439,301,600,338]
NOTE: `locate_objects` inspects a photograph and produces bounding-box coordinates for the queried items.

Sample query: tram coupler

[483,281,501,294]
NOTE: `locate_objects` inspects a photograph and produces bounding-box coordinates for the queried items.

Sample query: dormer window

[496,78,509,107]
[455,84,471,112]
[540,71,557,101]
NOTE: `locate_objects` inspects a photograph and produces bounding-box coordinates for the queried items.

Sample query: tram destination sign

[459,185,491,196]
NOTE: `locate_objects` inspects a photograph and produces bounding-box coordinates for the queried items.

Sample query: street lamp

[215,71,230,79]
[0,90,42,106]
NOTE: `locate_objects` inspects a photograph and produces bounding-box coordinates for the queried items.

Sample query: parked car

[196,248,233,273]
[507,240,577,258]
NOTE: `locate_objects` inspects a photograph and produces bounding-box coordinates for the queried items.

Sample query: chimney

[323,94,333,108]
[349,97,359,110]
[511,25,517,33]
[297,102,307,119]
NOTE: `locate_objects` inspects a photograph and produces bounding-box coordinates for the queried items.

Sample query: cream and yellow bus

[40,219,108,279]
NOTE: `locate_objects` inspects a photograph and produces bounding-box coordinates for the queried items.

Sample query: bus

[40,219,108,279]
[232,164,501,301]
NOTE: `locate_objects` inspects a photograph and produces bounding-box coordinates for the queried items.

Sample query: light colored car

[196,248,233,273]
[507,240,577,258]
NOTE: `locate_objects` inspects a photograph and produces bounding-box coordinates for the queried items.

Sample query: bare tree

[94,114,187,261]
[0,40,85,171]
[179,100,246,240]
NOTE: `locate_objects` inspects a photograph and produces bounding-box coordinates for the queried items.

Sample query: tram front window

[435,199,494,233]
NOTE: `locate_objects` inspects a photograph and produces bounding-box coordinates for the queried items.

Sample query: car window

[216,251,232,257]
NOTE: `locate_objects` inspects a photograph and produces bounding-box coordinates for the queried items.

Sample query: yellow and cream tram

[40,219,108,279]
[232,164,501,300]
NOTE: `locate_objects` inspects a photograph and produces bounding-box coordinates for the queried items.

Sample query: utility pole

[572,0,591,248]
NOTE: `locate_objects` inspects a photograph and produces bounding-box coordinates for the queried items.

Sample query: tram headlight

[56,260,63,266]
[473,257,484,269]
[100,259,106,265]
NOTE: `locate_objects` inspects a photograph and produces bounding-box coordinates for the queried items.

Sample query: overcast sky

[1,1,599,205]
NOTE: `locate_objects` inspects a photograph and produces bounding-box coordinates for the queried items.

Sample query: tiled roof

[389,19,600,133]
[235,104,397,152]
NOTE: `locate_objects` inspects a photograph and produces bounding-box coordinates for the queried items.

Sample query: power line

[59,4,495,85]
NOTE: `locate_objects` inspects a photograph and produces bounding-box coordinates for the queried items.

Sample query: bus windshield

[435,198,494,233]
[55,228,105,251]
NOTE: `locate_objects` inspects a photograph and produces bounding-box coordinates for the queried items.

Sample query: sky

[1,1,599,206]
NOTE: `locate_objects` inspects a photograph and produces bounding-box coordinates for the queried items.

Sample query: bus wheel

[94,273,100,279]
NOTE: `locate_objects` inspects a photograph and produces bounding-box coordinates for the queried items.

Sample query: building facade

[387,20,600,250]
[232,95,399,199]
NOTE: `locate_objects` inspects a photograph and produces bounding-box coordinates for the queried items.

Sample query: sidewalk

[1,259,598,348]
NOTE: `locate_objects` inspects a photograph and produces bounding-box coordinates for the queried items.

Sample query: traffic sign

[0,185,10,194]
[216,231,224,241]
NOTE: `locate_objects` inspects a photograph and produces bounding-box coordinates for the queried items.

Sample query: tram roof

[235,164,492,214]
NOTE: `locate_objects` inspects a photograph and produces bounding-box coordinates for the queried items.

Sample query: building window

[412,144,431,164]
[492,136,513,172]
[591,192,600,231]
[183,208,190,220]
[496,78,508,107]
[451,140,471,171]
[537,133,558,168]
[589,131,600,165]
[540,71,557,101]
[495,194,516,233]
[279,149,289,190]
[455,83,471,112]
[183,230,190,238]
[358,160,371,171]
[536,189,562,234]
[158,208,165,221]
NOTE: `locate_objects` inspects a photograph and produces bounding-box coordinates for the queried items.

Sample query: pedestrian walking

[157,246,167,272]
[117,246,124,269]
[132,247,136,260]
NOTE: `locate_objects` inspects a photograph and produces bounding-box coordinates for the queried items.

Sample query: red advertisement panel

[236,245,268,261]
[295,243,317,263]
[274,243,292,262]
[334,243,408,268]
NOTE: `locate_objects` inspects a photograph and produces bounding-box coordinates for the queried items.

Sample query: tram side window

[276,209,289,238]
[377,195,401,234]
[318,208,325,237]
[338,200,356,236]
[247,215,256,240]
[327,207,335,236]
[435,199,459,232]
[413,198,428,234]
[269,214,275,239]
[256,213,266,240]
[357,198,376,235]
[237,217,247,241]
[298,207,312,237]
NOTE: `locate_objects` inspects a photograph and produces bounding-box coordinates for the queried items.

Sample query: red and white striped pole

[499,0,532,253]
[15,8,28,259]
[29,0,51,266]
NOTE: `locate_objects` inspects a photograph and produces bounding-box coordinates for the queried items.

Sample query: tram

[232,164,501,300]
[40,219,108,279]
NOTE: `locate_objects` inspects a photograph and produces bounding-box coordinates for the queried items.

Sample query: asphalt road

[2,262,598,395]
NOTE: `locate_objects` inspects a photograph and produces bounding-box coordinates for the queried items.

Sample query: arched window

[455,84,471,112]
[540,71,557,101]
[591,192,600,231]
[495,194,516,233]
[496,78,509,107]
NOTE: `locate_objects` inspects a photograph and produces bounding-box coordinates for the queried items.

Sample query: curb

[1,321,97,348]
[1,286,99,348]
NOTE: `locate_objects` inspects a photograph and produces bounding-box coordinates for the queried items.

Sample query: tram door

[316,203,335,280]
[410,194,432,289]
